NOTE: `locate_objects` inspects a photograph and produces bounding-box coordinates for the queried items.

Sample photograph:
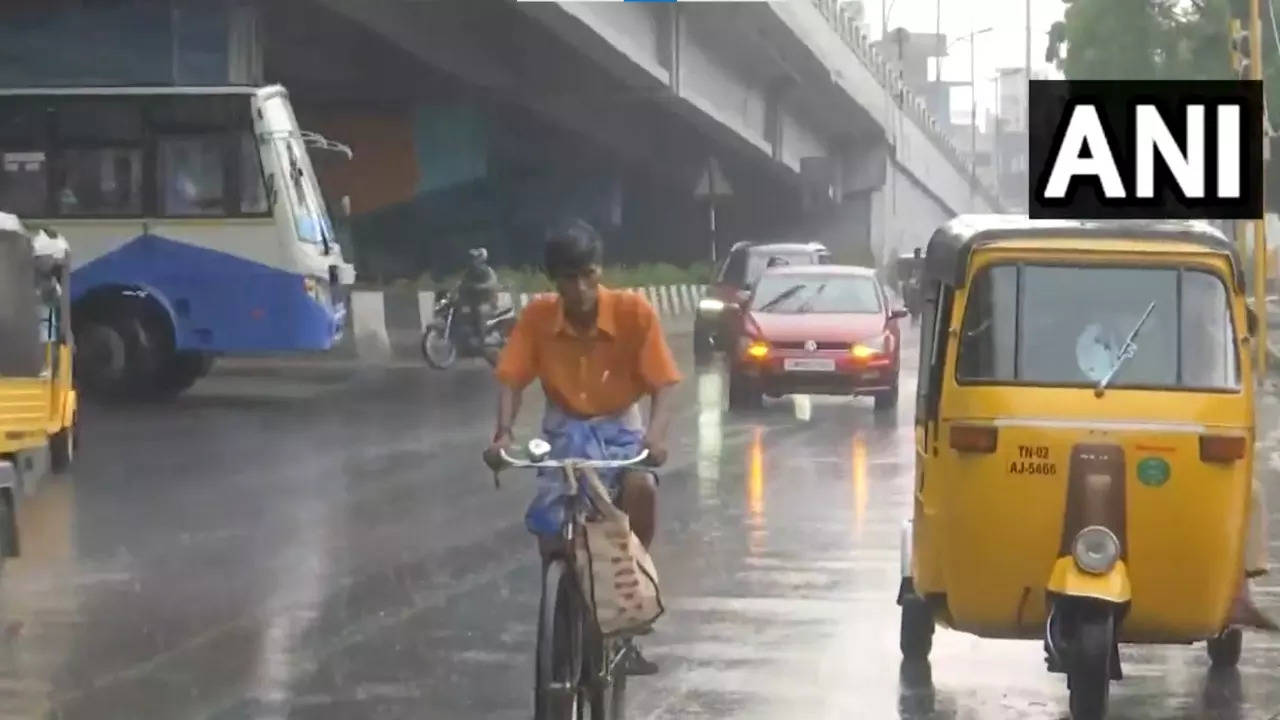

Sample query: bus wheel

[150,351,210,398]
[50,419,75,473]
[75,319,133,399]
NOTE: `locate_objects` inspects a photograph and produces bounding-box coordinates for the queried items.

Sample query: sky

[852,0,1066,129]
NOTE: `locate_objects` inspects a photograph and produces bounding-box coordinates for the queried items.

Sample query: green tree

[1046,0,1280,112]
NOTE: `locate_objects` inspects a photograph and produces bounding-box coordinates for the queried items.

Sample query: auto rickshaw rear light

[745,341,770,359]
[949,425,997,453]
[1200,434,1246,462]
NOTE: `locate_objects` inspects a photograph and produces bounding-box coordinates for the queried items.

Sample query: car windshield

[719,248,823,288]
[956,263,1240,390]
[750,274,881,314]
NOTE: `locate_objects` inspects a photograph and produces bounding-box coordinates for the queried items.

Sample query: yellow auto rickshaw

[898,216,1259,719]
[0,213,76,562]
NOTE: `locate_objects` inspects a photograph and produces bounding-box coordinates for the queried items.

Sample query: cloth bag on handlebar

[573,466,664,636]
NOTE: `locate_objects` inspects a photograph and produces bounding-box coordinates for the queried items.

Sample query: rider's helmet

[469,247,488,264]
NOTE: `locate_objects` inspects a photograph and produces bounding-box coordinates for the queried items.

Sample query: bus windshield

[258,90,335,250]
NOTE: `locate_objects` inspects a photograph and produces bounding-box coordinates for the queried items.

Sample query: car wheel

[874,383,899,412]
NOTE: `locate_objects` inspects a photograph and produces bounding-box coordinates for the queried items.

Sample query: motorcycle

[420,293,516,369]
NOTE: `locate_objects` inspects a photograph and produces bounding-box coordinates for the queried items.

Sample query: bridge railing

[812,0,1002,210]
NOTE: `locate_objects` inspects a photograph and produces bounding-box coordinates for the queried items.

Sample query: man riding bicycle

[486,218,681,676]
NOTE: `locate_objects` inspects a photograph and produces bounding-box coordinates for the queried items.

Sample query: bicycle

[494,440,653,720]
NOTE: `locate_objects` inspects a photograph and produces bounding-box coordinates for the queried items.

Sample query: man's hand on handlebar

[641,436,668,467]
[484,429,514,472]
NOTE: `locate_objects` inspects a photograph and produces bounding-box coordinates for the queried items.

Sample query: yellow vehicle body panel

[914,242,1250,644]
[1046,557,1132,603]
[0,345,75,456]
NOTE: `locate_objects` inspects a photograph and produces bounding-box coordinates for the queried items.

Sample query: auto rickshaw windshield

[955,262,1241,391]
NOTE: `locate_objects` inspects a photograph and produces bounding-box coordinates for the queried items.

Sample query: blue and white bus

[0,85,355,399]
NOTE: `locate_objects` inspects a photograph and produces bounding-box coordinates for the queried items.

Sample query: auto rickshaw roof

[924,215,1242,288]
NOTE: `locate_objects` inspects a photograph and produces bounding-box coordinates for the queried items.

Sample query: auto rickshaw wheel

[899,593,934,661]
[50,420,74,473]
[1207,628,1243,668]
[1066,613,1114,720]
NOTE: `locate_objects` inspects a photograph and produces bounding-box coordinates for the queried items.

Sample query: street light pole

[970,27,977,172]
[1250,0,1267,376]
[935,0,942,82]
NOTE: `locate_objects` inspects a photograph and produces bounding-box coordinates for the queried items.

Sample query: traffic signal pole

[1250,0,1267,377]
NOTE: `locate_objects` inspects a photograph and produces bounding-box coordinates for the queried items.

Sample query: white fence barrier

[356,285,708,362]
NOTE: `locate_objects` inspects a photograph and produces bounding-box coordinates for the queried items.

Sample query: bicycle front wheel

[535,558,583,720]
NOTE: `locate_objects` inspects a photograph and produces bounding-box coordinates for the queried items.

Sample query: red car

[728,265,908,411]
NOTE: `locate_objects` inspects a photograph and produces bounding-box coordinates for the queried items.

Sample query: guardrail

[811,0,1003,210]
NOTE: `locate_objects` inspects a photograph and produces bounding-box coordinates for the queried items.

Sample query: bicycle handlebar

[496,447,651,470]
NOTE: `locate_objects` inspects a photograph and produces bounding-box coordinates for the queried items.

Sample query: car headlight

[1072,526,1120,575]
[738,336,769,358]
[851,332,890,358]
[698,297,726,315]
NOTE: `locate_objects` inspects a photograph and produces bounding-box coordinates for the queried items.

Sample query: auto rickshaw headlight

[1072,525,1120,575]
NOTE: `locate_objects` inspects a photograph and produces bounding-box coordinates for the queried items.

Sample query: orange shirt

[495,286,683,417]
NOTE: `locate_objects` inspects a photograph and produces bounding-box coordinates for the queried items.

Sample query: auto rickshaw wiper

[1095,301,1156,397]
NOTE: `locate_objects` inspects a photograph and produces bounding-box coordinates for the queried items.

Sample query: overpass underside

[266,0,828,280]
[0,0,993,280]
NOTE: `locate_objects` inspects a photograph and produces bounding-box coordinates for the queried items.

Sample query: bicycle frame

[497,446,649,720]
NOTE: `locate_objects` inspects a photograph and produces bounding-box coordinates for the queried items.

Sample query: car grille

[772,341,851,351]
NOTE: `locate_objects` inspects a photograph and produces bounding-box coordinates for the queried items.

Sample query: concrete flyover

[518,0,1002,265]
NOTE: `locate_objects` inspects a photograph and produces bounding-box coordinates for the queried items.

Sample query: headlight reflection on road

[696,371,723,507]
[747,426,767,555]
[852,433,868,538]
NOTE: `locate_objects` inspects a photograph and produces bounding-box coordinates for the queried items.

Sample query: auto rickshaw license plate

[1005,442,1060,477]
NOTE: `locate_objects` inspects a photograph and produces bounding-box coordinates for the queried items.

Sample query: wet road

[2,328,1280,719]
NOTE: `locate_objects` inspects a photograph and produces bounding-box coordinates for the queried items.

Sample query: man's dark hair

[544,218,603,276]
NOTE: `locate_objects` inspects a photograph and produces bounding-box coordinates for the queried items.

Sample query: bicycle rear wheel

[536,558,583,720]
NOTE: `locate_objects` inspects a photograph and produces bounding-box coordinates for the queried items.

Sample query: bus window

[158,135,227,216]
[0,103,49,217]
[56,148,143,216]
[0,151,47,217]
[56,99,143,143]
[54,99,144,216]
[239,134,268,214]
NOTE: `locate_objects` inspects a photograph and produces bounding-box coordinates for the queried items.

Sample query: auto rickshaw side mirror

[889,308,909,320]
[1247,307,1259,338]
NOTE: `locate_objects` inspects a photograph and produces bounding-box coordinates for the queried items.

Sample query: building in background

[872,28,950,132]
[993,66,1047,212]
[949,119,996,190]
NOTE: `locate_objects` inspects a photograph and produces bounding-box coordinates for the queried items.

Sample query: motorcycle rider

[458,248,500,348]
[904,247,924,322]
